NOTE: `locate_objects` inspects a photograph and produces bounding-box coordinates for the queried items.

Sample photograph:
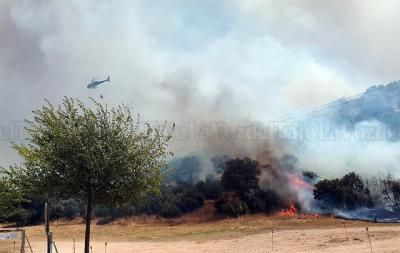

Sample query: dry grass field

[19,215,400,253]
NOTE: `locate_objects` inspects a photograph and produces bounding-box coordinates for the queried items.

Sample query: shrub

[215,197,247,217]
[221,157,260,200]
[314,172,372,210]
[381,175,400,210]
[247,189,282,213]
[195,179,224,200]
[160,202,182,218]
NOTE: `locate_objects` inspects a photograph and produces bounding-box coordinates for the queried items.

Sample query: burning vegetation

[278,202,298,217]
[4,155,400,224]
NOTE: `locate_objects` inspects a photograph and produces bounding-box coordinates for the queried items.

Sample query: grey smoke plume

[2,0,400,186]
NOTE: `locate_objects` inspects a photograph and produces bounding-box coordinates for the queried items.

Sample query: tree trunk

[84,190,93,253]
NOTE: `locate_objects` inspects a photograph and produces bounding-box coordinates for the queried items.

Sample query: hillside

[327,80,400,140]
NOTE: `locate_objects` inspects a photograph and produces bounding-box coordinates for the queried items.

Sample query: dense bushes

[162,182,205,217]
[141,182,206,218]
[247,190,282,213]
[221,158,261,201]
[50,198,85,219]
[90,182,206,219]
[6,157,288,222]
[314,172,373,210]
[213,189,281,217]
[215,193,247,217]
[0,178,28,224]
[216,158,283,216]
[195,179,224,200]
[6,155,400,225]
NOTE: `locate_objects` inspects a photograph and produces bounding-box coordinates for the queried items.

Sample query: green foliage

[195,179,224,200]
[93,203,136,219]
[221,157,260,201]
[217,157,283,216]
[16,194,46,225]
[50,198,85,219]
[88,182,207,220]
[154,183,204,218]
[9,97,172,205]
[314,172,372,210]
[0,177,28,223]
[246,189,282,214]
[173,183,204,213]
[215,194,247,217]
[6,97,173,252]
[159,201,182,218]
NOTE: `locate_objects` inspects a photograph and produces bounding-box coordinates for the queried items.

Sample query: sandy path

[53,226,400,253]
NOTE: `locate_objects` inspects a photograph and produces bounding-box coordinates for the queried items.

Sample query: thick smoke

[2,0,400,200]
[294,80,400,179]
[231,0,400,83]
[0,0,300,169]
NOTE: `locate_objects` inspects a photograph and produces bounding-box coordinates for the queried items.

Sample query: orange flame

[276,173,321,219]
[278,201,321,219]
[278,201,297,217]
[288,174,313,190]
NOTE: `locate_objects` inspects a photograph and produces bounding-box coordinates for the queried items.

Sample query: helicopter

[87,76,110,89]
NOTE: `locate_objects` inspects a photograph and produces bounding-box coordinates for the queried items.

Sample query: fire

[278,201,297,217]
[278,201,321,219]
[275,173,320,219]
[288,174,313,190]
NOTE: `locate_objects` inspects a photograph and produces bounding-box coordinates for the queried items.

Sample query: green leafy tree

[7,97,173,253]
[0,177,27,223]
[314,172,372,210]
[221,157,261,201]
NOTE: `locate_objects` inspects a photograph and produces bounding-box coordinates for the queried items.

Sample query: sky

[2,0,400,174]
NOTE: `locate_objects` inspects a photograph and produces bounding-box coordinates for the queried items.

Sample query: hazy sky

[2,0,400,169]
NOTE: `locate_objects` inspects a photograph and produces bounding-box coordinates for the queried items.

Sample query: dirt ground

[23,215,400,253]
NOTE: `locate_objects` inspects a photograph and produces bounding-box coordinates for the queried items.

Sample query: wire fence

[24,234,46,253]
[2,224,400,252]
[0,229,45,253]
[0,230,24,253]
